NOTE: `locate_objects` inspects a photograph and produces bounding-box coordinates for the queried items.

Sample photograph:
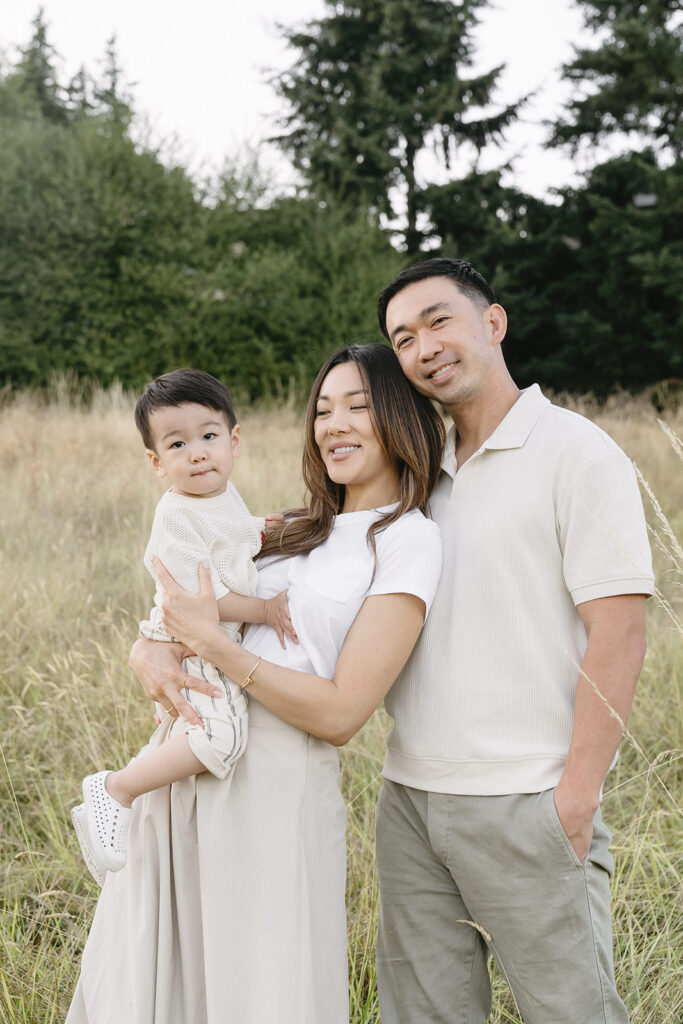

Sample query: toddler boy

[71,369,293,885]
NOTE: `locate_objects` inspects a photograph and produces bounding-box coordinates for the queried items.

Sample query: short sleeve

[558,451,654,605]
[147,508,229,599]
[367,513,443,615]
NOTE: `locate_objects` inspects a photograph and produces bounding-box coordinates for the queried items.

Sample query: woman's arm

[155,558,426,745]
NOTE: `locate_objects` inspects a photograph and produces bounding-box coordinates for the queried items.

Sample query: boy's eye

[170,441,184,449]
[203,432,217,441]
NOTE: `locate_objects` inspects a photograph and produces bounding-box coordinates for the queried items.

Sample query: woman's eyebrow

[317,389,368,401]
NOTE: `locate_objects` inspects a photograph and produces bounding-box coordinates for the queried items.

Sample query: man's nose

[417,329,443,362]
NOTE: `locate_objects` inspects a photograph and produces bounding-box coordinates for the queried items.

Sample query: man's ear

[231,424,242,459]
[485,303,508,347]
[146,449,167,479]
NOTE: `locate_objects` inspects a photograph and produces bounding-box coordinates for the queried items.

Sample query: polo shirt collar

[442,384,549,476]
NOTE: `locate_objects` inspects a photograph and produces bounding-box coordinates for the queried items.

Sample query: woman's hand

[152,556,222,655]
[128,637,221,727]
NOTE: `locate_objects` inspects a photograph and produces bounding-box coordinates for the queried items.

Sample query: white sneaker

[71,802,106,887]
[81,771,133,873]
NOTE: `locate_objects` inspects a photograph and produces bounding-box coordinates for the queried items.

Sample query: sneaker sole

[71,804,106,887]
[82,774,128,872]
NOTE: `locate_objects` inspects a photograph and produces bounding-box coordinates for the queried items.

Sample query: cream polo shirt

[382,384,654,796]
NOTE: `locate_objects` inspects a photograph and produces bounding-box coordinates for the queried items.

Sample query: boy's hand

[264,512,285,533]
[263,590,298,649]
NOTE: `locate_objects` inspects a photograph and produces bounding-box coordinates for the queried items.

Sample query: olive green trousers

[376,780,629,1024]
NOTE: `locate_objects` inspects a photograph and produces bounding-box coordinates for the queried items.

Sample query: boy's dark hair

[377,257,497,340]
[135,369,237,450]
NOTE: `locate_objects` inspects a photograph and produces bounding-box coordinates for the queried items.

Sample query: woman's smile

[314,361,399,510]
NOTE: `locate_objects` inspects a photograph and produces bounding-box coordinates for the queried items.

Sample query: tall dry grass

[0,385,680,1023]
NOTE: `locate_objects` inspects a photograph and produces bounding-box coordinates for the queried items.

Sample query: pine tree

[11,7,68,123]
[551,0,682,161]
[272,0,521,252]
[93,36,133,128]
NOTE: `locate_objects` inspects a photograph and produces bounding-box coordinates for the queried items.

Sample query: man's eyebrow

[159,420,223,442]
[317,389,368,401]
[389,302,450,342]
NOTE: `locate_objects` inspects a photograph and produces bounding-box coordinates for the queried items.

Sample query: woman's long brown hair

[259,343,445,561]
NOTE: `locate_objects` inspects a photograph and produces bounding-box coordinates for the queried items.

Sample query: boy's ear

[231,424,242,459]
[145,449,167,479]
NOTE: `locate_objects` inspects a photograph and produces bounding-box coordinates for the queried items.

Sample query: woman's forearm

[197,627,350,743]
[193,591,425,745]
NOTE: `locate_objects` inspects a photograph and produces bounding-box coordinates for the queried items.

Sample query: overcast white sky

[3,1,596,198]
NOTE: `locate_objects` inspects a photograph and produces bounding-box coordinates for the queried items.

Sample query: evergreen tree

[551,0,683,161]
[9,7,68,123]
[272,0,521,252]
[93,36,133,128]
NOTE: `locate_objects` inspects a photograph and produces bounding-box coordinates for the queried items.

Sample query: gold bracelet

[241,656,262,690]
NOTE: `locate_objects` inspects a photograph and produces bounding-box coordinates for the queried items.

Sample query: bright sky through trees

[2,0,592,195]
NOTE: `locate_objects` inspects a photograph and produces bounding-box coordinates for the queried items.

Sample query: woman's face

[313,361,399,507]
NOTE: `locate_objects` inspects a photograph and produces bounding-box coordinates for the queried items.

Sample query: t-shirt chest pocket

[303,557,372,603]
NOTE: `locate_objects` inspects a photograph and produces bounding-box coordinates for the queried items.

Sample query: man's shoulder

[536,399,626,466]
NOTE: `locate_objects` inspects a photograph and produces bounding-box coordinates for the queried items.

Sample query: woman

[66,343,445,1024]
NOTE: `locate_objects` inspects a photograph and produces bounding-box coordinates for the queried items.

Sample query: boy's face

[146,403,240,499]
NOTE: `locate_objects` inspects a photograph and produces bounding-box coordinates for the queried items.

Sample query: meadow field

[0,385,681,1023]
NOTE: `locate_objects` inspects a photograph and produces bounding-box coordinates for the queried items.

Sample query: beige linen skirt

[66,701,348,1024]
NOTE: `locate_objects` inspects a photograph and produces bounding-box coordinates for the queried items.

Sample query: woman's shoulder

[375,508,442,567]
[379,508,442,545]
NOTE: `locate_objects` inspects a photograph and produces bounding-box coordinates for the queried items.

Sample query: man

[374,257,654,1024]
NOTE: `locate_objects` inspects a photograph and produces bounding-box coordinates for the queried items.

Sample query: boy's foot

[71,802,106,887]
[81,771,133,874]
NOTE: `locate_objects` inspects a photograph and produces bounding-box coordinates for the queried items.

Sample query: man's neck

[447,375,521,468]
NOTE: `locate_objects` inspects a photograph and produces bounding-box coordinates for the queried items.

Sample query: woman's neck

[341,473,400,514]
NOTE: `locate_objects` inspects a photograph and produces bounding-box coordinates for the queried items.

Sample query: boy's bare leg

[106,734,206,807]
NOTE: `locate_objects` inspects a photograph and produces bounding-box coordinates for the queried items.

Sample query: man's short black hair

[135,368,237,450]
[377,257,497,341]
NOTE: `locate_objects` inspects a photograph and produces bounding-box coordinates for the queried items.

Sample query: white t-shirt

[242,506,443,680]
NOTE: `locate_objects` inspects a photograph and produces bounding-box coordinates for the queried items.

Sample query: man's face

[385,276,506,413]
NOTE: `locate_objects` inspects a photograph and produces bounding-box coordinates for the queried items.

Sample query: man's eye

[396,337,412,350]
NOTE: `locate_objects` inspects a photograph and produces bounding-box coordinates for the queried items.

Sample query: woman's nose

[328,408,349,432]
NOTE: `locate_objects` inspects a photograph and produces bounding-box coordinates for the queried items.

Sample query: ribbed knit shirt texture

[383,384,654,796]
[141,483,263,644]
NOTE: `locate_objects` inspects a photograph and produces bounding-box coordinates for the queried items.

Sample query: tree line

[0,1,681,399]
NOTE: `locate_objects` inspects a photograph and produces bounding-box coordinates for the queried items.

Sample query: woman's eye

[350,404,367,411]
[315,408,330,418]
